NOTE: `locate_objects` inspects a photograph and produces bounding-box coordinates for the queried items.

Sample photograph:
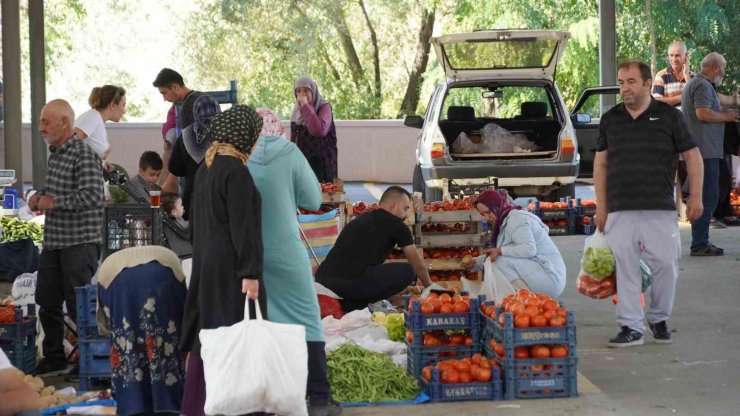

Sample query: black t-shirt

[596,98,697,212]
[315,209,414,281]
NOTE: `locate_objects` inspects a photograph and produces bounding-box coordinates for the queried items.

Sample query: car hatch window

[441,85,553,120]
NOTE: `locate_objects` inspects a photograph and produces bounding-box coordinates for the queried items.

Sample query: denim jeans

[691,158,720,250]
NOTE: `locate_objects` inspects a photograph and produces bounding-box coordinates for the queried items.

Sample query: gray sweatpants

[604,211,679,334]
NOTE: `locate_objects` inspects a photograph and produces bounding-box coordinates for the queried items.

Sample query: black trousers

[307,341,331,405]
[35,243,100,361]
[714,155,734,219]
[322,263,416,313]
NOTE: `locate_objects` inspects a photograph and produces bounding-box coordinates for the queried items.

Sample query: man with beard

[594,61,704,347]
[681,53,740,256]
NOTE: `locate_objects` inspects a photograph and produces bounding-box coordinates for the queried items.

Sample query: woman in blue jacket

[470,189,566,298]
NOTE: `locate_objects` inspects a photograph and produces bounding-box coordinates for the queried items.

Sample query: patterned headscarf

[290,76,328,125]
[256,107,286,139]
[205,105,263,167]
[182,95,221,163]
[474,189,522,248]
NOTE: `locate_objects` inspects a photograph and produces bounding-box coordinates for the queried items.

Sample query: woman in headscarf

[167,94,221,220]
[466,189,566,298]
[180,105,266,416]
[249,108,342,416]
[290,76,338,183]
[97,246,187,416]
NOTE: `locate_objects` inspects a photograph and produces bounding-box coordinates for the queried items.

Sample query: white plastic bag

[579,230,615,280]
[481,123,537,153]
[199,299,308,416]
[481,258,516,303]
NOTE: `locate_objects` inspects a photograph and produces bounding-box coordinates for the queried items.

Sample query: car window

[575,92,621,120]
[441,85,553,120]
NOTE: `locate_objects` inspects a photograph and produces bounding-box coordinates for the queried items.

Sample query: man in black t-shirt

[316,186,431,312]
[595,61,704,348]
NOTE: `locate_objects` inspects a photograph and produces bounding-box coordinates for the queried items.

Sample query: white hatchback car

[404,30,579,201]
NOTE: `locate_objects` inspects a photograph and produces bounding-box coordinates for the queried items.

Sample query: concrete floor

[2,183,738,415]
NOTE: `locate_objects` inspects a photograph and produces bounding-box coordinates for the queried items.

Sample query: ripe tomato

[479,359,491,369]
[484,305,496,318]
[489,339,497,351]
[475,367,492,382]
[549,316,565,327]
[471,353,483,364]
[442,369,460,384]
[530,364,544,372]
[452,294,463,303]
[459,371,473,383]
[453,301,470,313]
[511,303,527,317]
[429,300,442,313]
[495,342,505,357]
[531,345,551,359]
[514,314,531,328]
[525,305,540,318]
[420,303,435,315]
[438,361,454,372]
[531,315,548,327]
[422,365,434,382]
[440,304,454,314]
[464,336,474,346]
[542,300,559,312]
[439,293,453,304]
[514,346,530,359]
[423,334,441,347]
[449,334,465,345]
[551,345,568,358]
[470,365,481,381]
[454,360,471,373]
[405,330,414,343]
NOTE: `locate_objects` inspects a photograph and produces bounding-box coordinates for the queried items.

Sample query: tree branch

[358,0,381,101]
[398,5,436,117]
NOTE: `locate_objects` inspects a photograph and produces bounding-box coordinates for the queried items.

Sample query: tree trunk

[397,5,436,117]
[331,7,367,90]
[358,0,381,105]
[645,0,657,75]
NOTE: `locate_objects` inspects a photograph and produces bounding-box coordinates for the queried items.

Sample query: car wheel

[542,183,575,202]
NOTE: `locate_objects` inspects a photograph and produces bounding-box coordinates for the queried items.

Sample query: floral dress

[98,260,187,416]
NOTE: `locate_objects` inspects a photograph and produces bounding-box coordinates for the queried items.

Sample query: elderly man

[653,40,693,107]
[681,53,740,256]
[29,100,104,376]
[595,61,703,347]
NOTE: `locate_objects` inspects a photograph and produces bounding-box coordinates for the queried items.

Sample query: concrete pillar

[599,0,617,112]
[29,0,47,188]
[2,0,23,193]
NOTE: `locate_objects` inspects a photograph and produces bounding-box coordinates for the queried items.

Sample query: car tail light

[431,143,445,159]
[560,138,575,162]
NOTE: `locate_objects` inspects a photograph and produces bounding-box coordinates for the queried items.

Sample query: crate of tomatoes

[406,330,479,381]
[577,215,596,235]
[575,198,597,217]
[479,292,576,347]
[419,355,503,402]
[527,199,575,221]
[404,293,480,332]
[487,339,578,399]
[542,218,575,236]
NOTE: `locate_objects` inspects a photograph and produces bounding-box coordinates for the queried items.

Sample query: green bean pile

[1,217,43,244]
[327,343,420,403]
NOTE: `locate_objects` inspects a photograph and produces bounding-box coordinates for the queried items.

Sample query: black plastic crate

[577,222,597,236]
[407,342,479,381]
[103,203,164,258]
[422,367,503,402]
[79,338,111,382]
[404,295,481,333]
[75,284,100,339]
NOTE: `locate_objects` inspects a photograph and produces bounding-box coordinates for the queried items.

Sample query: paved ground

[3,182,738,415]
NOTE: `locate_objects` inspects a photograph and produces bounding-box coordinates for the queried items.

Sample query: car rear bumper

[421,161,579,193]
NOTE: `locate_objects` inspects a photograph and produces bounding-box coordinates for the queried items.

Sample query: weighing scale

[0,169,19,217]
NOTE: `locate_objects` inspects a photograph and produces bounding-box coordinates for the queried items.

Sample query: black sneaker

[649,321,673,344]
[690,244,724,257]
[308,399,342,416]
[608,326,644,348]
[32,358,71,377]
